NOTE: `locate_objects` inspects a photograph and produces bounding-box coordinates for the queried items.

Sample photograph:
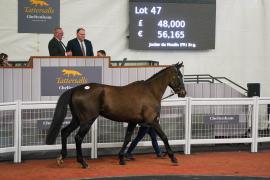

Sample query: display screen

[129,0,216,50]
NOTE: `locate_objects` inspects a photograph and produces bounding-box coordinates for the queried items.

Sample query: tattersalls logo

[41,66,101,96]
[62,69,82,77]
[29,0,49,6]
[56,69,88,90]
[18,0,59,33]
[24,0,54,15]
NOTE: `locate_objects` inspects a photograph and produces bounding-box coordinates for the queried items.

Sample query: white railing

[0,97,269,163]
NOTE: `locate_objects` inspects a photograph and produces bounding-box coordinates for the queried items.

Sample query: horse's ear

[179,61,183,67]
[175,61,183,69]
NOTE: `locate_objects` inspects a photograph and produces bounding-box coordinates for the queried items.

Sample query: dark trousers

[127,126,161,155]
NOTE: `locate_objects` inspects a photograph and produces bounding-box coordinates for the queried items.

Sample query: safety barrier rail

[0,97,269,163]
[184,74,248,95]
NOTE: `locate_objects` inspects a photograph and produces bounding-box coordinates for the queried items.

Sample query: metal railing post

[91,120,98,159]
[14,100,22,163]
[185,97,192,154]
[251,97,259,152]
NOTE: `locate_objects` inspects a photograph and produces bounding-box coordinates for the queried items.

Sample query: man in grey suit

[48,27,72,56]
[67,28,94,56]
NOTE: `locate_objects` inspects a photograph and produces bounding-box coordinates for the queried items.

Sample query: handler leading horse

[46,62,186,168]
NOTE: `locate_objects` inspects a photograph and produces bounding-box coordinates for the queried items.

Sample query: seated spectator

[97,50,106,57]
[0,53,11,66]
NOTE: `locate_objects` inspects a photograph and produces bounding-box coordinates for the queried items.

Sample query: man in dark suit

[67,28,94,56]
[48,27,72,56]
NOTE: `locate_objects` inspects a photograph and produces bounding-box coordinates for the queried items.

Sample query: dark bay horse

[46,62,186,168]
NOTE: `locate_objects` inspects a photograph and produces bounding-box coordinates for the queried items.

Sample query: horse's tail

[46,89,72,145]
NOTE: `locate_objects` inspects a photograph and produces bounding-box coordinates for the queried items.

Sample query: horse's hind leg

[75,118,96,168]
[153,122,178,164]
[57,118,79,166]
[118,122,137,165]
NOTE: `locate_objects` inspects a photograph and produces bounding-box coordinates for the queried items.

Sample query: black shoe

[125,153,135,161]
[157,152,166,158]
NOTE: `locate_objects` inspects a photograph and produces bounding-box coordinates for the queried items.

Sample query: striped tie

[80,41,86,56]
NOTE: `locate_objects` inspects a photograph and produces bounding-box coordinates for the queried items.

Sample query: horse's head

[168,62,186,97]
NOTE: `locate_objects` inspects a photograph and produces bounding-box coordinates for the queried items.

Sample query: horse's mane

[130,80,145,84]
[144,65,173,83]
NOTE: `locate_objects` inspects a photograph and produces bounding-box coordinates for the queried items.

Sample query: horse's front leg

[118,122,137,165]
[153,122,178,165]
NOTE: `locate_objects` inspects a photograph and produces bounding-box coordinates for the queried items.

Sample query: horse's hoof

[81,163,89,169]
[119,159,126,165]
[171,157,178,164]
[57,155,64,166]
[80,161,89,169]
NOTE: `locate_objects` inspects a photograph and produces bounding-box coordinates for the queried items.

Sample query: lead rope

[162,90,177,100]
[162,93,175,100]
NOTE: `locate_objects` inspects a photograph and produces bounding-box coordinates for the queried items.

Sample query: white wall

[0,0,269,96]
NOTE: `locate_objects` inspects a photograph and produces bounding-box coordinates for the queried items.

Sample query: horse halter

[163,65,186,99]
[171,71,185,93]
